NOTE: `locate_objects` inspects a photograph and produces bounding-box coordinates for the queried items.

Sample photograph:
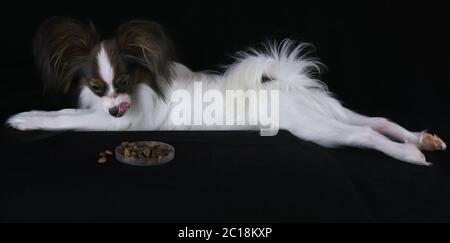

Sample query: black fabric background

[0,1,449,222]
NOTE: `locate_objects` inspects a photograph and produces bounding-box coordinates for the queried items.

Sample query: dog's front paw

[6,113,52,131]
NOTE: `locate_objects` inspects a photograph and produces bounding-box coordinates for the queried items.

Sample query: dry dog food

[117,141,171,160]
[98,157,108,164]
[98,149,113,164]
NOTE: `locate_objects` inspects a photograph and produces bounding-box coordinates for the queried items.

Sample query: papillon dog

[7,17,446,166]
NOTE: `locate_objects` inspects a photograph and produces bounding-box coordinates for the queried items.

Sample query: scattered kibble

[98,157,107,164]
[98,149,113,164]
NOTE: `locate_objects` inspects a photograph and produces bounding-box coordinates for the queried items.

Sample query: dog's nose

[109,107,119,117]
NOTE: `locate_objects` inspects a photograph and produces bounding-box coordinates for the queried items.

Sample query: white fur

[97,44,115,96]
[7,40,444,166]
[91,45,131,114]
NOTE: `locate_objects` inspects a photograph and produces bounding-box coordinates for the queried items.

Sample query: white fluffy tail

[222,39,347,120]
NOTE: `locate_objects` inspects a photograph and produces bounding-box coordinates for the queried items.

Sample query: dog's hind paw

[400,143,432,166]
[418,132,447,151]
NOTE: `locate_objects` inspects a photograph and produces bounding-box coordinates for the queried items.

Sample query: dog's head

[34,17,174,117]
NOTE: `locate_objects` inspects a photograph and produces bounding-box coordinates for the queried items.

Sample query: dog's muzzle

[109,102,131,118]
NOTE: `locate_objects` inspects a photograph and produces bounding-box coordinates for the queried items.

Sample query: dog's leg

[14,109,90,117]
[7,109,127,131]
[283,114,431,166]
[341,108,446,151]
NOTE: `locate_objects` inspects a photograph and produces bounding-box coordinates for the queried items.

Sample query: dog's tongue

[117,102,131,117]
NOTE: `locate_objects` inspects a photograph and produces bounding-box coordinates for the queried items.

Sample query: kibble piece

[105,150,113,155]
[99,152,106,157]
[142,147,151,158]
[98,157,107,164]
[124,148,131,158]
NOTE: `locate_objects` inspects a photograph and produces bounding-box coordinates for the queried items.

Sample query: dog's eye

[119,79,131,88]
[117,79,131,91]
[90,84,104,94]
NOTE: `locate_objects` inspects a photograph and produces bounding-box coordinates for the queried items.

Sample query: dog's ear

[115,20,175,98]
[34,17,98,94]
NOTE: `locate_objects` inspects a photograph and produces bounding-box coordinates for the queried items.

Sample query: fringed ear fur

[34,17,98,94]
[115,20,175,99]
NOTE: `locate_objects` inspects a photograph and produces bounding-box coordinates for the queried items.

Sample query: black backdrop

[0,1,449,223]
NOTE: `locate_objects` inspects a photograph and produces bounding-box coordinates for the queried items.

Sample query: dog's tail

[223,39,325,91]
[222,39,347,120]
